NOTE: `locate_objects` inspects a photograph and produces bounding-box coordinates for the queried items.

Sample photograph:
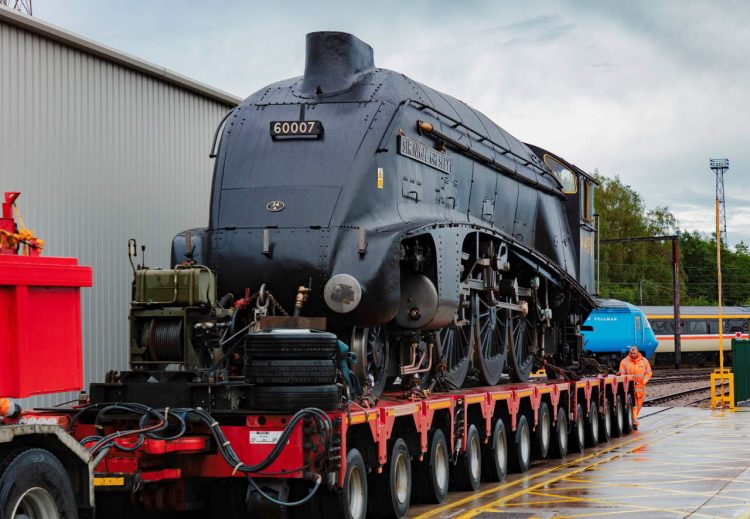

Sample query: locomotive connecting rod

[495,299,529,316]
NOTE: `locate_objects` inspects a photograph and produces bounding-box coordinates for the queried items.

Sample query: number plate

[270,120,323,139]
[250,431,284,444]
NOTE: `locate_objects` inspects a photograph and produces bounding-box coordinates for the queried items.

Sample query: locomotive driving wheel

[473,292,508,386]
[351,327,390,397]
[435,307,473,388]
[507,305,538,382]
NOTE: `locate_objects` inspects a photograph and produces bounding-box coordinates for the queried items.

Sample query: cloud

[29,0,750,247]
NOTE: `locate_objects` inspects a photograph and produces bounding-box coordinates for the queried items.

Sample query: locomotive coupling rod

[495,299,529,316]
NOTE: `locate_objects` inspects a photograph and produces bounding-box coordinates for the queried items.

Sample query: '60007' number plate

[270,120,323,139]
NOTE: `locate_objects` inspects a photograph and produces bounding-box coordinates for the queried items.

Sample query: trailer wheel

[481,419,507,482]
[321,448,368,519]
[549,406,568,458]
[611,395,624,438]
[368,438,411,519]
[569,402,586,453]
[533,401,551,458]
[508,415,531,473]
[599,399,612,442]
[0,448,77,519]
[623,393,634,434]
[585,401,599,447]
[412,428,449,504]
[451,424,481,491]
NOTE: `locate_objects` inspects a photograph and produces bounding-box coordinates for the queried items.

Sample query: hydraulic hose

[74,402,332,507]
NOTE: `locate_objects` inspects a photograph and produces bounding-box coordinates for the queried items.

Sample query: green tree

[594,174,676,305]
[594,173,750,306]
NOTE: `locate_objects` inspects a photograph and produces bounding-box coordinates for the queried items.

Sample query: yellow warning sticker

[377,168,384,189]
[93,477,125,487]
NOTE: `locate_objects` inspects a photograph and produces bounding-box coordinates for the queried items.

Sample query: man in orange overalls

[619,345,652,430]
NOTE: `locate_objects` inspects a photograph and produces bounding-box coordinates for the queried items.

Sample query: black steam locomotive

[172,32,598,394]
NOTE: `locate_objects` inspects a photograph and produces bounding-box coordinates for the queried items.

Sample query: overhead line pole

[600,235,681,368]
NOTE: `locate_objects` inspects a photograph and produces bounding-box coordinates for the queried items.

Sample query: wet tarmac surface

[411,407,750,518]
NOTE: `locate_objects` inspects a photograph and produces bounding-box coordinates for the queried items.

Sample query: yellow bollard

[710,369,735,410]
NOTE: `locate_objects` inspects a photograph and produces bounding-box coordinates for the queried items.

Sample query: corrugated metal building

[0,7,242,406]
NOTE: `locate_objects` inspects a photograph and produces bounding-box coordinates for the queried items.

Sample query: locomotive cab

[526,145,598,295]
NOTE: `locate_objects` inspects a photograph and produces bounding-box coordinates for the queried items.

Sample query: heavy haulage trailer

[1,31,637,519]
[17,364,638,519]
[0,192,637,519]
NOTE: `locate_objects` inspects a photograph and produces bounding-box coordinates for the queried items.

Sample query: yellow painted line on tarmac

[453,421,708,519]
[412,419,694,519]
[524,490,723,519]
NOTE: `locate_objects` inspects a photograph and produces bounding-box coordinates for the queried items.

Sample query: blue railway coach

[581,299,658,368]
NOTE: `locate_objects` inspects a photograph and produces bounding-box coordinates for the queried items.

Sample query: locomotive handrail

[209,107,238,159]
[417,118,566,200]
[408,100,563,189]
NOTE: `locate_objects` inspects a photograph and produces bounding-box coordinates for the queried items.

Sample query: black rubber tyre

[0,448,77,519]
[585,401,600,447]
[451,424,482,491]
[549,406,569,459]
[481,419,508,482]
[246,384,342,412]
[623,393,634,434]
[245,358,337,385]
[569,402,586,453]
[412,429,450,504]
[245,331,338,385]
[368,438,411,519]
[599,399,612,442]
[611,395,624,438]
[318,448,368,519]
[533,401,552,458]
[508,414,531,473]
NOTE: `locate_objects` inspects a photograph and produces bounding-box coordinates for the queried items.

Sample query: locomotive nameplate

[398,135,452,174]
[270,120,323,139]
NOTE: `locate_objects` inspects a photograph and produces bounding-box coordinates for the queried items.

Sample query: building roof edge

[0,6,242,107]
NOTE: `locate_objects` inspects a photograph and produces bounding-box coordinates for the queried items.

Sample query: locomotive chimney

[301,32,375,95]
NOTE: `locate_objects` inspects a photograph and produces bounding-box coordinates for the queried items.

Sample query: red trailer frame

[19,374,635,517]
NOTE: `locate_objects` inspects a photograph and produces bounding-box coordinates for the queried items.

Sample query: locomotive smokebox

[301,31,375,95]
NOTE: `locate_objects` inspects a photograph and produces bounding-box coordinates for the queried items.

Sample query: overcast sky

[31,0,750,245]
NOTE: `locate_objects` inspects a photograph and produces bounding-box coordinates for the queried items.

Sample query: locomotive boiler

[170,32,598,394]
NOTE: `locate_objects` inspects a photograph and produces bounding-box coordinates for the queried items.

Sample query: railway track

[644,386,711,405]
[645,382,728,406]
[649,368,714,386]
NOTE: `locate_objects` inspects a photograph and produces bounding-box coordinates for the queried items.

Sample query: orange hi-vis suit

[619,352,652,426]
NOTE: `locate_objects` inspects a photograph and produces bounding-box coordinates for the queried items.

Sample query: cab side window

[582,180,594,223]
[543,154,577,194]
